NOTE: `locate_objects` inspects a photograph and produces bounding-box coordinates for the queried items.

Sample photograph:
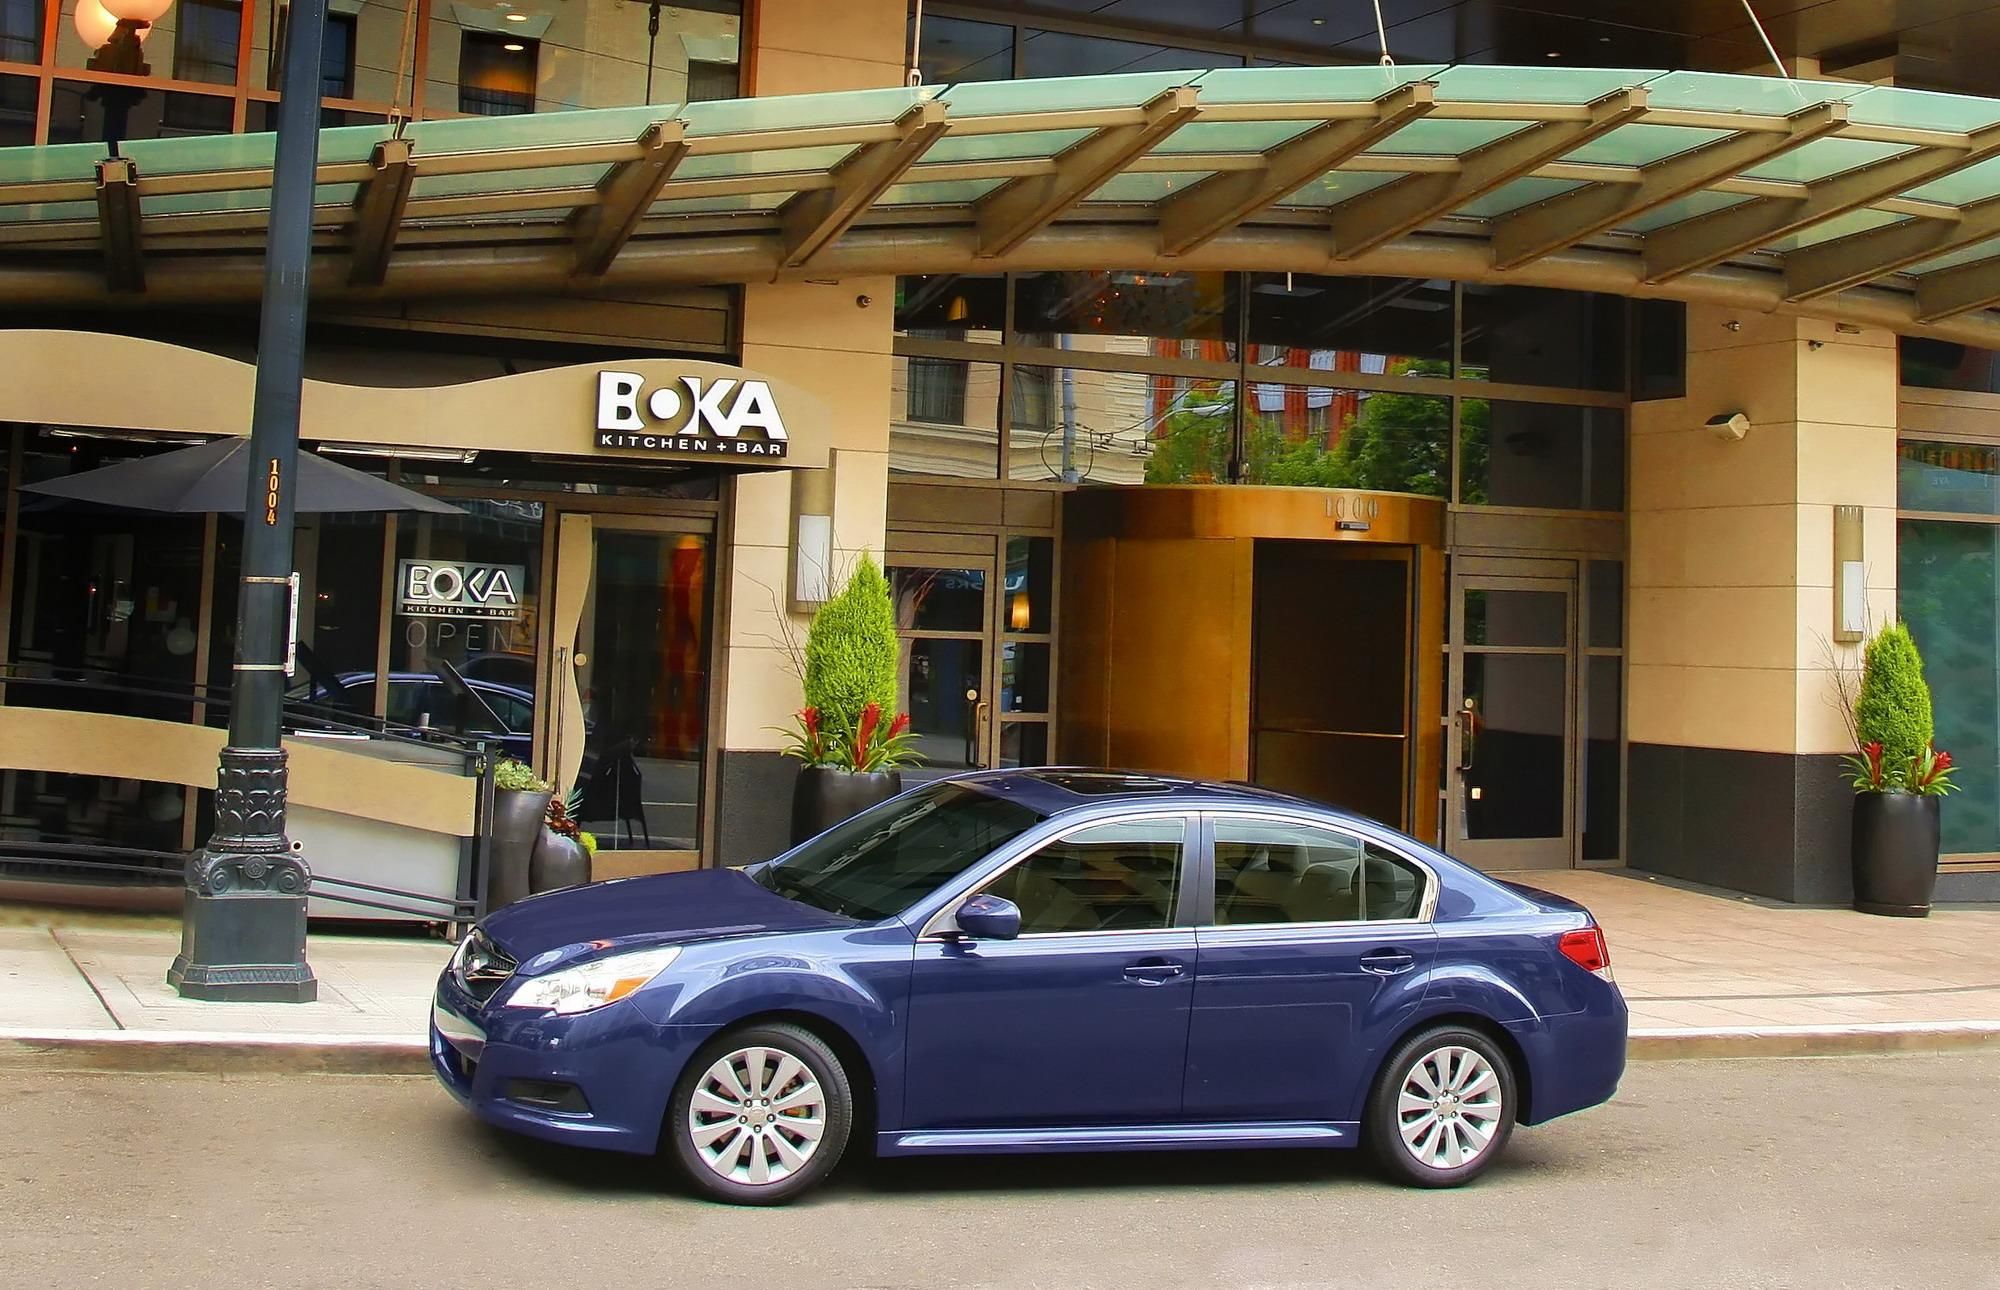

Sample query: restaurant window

[1901,337,2000,395]
[1458,401,1625,511]
[172,0,242,86]
[0,0,42,63]
[891,357,1000,479]
[1898,440,2000,856]
[1245,274,1454,380]
[1014,270,1239,358]
[1242,385,1450,497]
[458,31,537,116]
[896,274,1006,343]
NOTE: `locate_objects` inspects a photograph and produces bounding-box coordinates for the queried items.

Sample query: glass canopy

[7,65,2000,337]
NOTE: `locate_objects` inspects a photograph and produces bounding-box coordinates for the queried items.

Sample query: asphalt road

[1,1054,1994,1290]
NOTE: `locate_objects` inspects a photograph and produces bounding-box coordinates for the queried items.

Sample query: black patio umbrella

[19,436,463,515]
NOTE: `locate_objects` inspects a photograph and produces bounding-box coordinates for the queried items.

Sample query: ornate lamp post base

[167,747,317,1003]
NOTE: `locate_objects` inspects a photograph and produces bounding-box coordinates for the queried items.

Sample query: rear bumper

[430,971,716,1156]
[1513,991,1628,1125]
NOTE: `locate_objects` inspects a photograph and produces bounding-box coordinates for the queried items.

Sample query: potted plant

[531,788,593,894]
[489,757,552,910]
[778,555,920,844]
[1843,622,1957,916]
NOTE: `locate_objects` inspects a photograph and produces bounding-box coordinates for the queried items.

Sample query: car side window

[1211,817,1428,925]
[979,817,1185,934]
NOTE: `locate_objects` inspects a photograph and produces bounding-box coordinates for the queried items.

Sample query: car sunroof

[1032,772,1178,796]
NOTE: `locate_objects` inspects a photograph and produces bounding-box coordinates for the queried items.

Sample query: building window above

[173,0,243,86]
[458,31,537,116]
[0,0,43,64]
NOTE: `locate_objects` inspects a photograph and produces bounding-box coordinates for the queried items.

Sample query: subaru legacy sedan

[431,771,1626,1205]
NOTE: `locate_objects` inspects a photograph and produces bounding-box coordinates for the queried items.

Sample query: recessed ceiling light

[1546,50,1561,58]
[1311,16,1325,23]
[504,11,528,19]
[503,41,525,51]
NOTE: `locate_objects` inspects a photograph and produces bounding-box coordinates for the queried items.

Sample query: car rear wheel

[1365,1026,1515,1188]
[666,1023,853,1206]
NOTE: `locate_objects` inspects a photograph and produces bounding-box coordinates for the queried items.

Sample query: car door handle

[1123,958,1186,985]
[1359,949,1417,975]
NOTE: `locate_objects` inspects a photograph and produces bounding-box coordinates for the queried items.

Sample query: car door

[902,813,1197,1130]
[1184,812,1438,1123]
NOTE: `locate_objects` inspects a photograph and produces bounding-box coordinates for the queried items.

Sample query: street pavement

[0,1054,1994,1289]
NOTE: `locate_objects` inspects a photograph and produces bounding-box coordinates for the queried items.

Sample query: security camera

[1707,411,1750,441]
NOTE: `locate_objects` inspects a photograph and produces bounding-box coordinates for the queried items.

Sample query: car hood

[478,868,853,972]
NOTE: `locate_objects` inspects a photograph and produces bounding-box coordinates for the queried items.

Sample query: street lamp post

[75,0,169,155]
[166,0,334,1002]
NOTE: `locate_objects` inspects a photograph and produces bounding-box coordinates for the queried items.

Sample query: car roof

[953,768,1352,821]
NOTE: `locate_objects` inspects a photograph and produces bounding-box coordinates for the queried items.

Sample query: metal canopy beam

[1492,102,1848,270]
[1644,123,2000,283]
[1159,81,1436,257]
[347,137,416,288]
[94,157,143,294]
[779,99,948,270]
[1785,195,2000,301]
[974,85,1200,258]
[1916,254,2000,321]
[1329,87,1650,261]
[571,120,689,277]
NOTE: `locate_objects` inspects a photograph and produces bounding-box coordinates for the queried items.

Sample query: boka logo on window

[593,371,789,458]
[397,559,525,621]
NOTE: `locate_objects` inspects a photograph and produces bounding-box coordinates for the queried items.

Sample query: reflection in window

[47,81,233,142]
[1462,285,1626,391]
[1019,27,1238,77]
[172,0,242,85]
[1010,367,1235,486]
[0,0,41,63]
[1899,439,2000,516]
[459,31,537,115]
[1901,337,2000,394]
[1014,270,1238,353]
[1459,401,1624,511]
[1900,519,2000,854]
[916,14,1013,83]
[891,357,999,478]
[1246,274,1453,375]
[321,10,358,98]
[896,274,1005,341]
[0,74,33,146]
[982,818,1184,933]
[1243,386,1449,496]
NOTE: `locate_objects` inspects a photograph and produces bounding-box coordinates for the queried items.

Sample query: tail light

[1558,925,1613,982]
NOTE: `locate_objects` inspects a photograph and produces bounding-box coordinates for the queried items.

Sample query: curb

[4,1022,1999,1076]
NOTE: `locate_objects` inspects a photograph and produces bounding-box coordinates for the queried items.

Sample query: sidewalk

[2,868,1998,1072]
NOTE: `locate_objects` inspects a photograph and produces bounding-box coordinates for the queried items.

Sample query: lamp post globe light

[165,0,334,1003]
[75,0,167,153]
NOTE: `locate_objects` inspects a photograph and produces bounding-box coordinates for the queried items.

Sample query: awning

[19,436,465,515]
[9,66,2000,343]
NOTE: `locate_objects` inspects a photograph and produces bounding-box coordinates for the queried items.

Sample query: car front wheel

[666,1022,853,1205]
[1365,1025,1516,1188]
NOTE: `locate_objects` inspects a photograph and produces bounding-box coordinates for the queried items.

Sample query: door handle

[1123,958,1185,985]
[1359,949,1417,976]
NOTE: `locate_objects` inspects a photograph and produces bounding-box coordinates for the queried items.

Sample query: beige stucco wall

[1628,306,1899,757]
[719,0,903,754]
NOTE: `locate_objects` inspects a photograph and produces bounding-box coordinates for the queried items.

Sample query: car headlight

[501,946,682,1016]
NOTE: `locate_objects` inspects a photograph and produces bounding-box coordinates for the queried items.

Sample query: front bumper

[430,967,716,1156]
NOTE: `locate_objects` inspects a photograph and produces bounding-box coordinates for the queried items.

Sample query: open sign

[398,559,525,620]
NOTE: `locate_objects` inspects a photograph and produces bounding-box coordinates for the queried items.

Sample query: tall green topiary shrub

[802,553,899,741]
[1855,621,1934,778]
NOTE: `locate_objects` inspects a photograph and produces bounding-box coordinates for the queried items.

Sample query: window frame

[917,808,1198,940]
[1194,810,1439,929]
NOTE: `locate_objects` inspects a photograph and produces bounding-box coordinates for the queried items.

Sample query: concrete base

[1628,743,1854,903]
[166,889,318,1003]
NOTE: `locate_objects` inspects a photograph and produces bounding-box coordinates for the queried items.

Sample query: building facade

[4,0,2000,910]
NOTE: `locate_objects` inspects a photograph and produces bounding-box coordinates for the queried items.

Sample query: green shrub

[494,757,550,794]
[802,554,899,737]
[1855,621,1934,773]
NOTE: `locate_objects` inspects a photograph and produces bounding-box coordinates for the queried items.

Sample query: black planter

[488,788,551,911]
[1851,792,1941,917]
[531,830,591,895]
[790,767,902,846]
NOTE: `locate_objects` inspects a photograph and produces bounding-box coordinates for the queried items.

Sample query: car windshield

[753,781,1045,921]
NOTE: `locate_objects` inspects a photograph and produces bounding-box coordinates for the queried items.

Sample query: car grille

[454,928,517,1002]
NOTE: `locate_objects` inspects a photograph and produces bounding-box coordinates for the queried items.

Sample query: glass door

[888,554,996,781]
[546,513,713,871]
[1445,562,1577,870]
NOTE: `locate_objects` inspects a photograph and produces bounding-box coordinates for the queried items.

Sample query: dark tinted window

[981,817,1184,932]
[1213,818,1427,924]
[759,782,1045,921]
[1462,286,1626,391]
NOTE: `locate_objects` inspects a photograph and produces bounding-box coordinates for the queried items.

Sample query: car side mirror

[954,894,1021,941]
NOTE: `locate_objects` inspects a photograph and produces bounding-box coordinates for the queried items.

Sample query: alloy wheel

[1396,1044,1505,1170]
[685,1045,828,1187]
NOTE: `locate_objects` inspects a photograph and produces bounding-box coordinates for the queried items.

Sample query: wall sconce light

[1834,505,1866,643]
[1009,590,1031,631]
[1706,411,1750,441]
[789,461,835,614]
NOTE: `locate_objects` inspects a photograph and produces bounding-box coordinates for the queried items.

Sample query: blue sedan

[431,770,1626,1204]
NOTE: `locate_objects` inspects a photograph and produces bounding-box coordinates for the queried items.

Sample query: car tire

[1364,1025,1516,1189]
[666,1022,853,1206]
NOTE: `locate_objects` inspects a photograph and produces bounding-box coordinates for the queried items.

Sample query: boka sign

[594,371,789,459]
[398,559,525,621]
